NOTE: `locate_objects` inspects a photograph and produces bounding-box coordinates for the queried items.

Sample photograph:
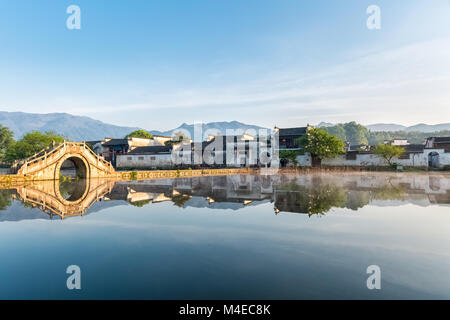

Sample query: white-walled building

[296,144,450,168]
[116,145,173,169]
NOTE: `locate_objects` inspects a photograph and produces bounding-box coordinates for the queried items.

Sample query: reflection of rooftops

[127,145,173,154]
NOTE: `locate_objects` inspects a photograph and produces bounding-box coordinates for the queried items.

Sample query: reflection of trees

[275,179,409,215]
[0,190,12,211]
[276,181,347,216]
[172,194,191,207]
[346,191,371,210]
[297,183,347,215]
[371,184,407,200]
[129,199,152,207]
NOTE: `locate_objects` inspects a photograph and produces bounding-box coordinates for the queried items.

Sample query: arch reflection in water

[3,172,450,220]
[59,179,88,201]
[11,178,114,219]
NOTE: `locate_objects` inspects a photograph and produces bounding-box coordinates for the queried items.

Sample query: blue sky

[0,0,449,130]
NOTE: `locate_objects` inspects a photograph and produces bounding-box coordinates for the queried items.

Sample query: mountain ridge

[318,121,450,133]
[0,111,268,141]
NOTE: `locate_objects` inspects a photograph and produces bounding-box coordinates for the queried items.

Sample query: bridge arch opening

[59,157,88,179]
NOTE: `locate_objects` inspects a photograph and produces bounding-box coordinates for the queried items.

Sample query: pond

[0,172,449,299]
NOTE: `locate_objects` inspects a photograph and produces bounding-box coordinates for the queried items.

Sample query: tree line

[321,121,450,145]
[0,125,65,163]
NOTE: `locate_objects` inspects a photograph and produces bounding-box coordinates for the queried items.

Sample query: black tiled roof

[278,127,308,136]
[403,144,425,153]
[128,145,173,154]
[86,140,102,145]
[102,139,129,146]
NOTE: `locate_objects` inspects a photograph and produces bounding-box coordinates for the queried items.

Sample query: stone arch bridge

[13,141,115,180]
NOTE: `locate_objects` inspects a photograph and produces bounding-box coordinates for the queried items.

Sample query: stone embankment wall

[0,167,259,186]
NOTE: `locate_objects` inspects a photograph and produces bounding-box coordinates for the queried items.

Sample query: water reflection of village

[1,173,450,221]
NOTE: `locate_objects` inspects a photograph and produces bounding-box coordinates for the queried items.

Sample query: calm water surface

[0,172,449,299]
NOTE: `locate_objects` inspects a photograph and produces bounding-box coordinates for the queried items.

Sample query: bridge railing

[81,142,114,172]
[12,142,66,173]
[15,140,115,174]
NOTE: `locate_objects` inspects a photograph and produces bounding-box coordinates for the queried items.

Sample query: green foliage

[125,130,153,139]
[0,125,14,161]
[373,144,405,165]
[296,128,345,160]
[4,131,64,162]
[322,122,450,146]
[279,150,299,166]
[130,171,138,180]
[322,122,368,145]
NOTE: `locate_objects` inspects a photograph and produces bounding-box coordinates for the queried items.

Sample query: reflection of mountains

[1,173,449,221]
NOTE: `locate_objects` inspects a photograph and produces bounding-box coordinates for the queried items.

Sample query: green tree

[296,128,345,166]
[0,125,14,161]
[323,122,368,145]
[165,131,190,145]
[279,150,299,166]
[373,144,405,165]
[4,131,64,162]
[125,130,153,139]
[323,124,346,142]
[344,121,369,145]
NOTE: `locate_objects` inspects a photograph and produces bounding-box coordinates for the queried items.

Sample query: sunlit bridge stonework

[12,141,115,180]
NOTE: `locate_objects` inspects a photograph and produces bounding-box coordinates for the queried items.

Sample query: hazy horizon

[2,110,450,132]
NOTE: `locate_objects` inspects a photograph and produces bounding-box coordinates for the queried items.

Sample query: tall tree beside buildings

[296,128,345,166]
[0,125,14,161]
[4,131,65,162]
[125,130,153,139]
[322,122,368,145]
[373,144,405,166]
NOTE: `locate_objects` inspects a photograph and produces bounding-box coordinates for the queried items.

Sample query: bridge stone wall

[16,141,115,181]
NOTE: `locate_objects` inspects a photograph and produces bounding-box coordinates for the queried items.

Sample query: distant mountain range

[0,111,267,141]
[317,122,450,133]
[1,111,448,141]
[150,121,268,139]
[0,111,140,141]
